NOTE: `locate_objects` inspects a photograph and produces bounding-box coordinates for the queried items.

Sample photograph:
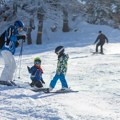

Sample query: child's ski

[45,89,79,93]
[31,87,79,93]
[31,87,49,92]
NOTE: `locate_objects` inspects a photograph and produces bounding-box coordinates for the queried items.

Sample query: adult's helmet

[34,57,41,64]
[55,46,64,55]
[98,30,102,33]
[14,20,24,28]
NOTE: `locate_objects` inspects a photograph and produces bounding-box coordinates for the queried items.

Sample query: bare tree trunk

[36,21,43,44]
[13,1,17,16]
[36,7,44,44]
[27,17,35,45]
[62,8,69,32]
[27,27,32,44]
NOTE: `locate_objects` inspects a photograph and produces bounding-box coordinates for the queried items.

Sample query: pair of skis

[0,81,79,93]
[31,87,79,93]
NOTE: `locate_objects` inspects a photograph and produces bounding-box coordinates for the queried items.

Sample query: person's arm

[7,27,13,39]
[27,66,35,74]
[104,35,108,43]
[17,34,26,41]
[27,66,31,73]
[5,27,13,45]
[56,58,62,75]
[94,35,99,44]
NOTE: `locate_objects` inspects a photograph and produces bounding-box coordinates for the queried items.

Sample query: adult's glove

[17,35,26,41]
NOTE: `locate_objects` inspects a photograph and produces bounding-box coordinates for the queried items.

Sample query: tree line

[1,0,120,45]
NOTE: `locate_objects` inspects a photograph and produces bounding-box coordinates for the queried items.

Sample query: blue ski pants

[50,73,68,89]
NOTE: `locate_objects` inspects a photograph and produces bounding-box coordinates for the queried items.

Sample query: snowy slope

[0,21,120,120]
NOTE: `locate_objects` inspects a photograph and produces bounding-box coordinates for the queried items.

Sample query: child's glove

[27,66,30,72]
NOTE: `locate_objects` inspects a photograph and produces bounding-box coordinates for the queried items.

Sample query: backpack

[0,31,5,49]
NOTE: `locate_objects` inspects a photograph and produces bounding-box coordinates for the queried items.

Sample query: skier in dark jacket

[94,31,108,54]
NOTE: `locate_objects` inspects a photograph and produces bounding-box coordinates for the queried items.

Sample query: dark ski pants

[30,80,43,88]
[50,73,68,89]
[96,42,105,53]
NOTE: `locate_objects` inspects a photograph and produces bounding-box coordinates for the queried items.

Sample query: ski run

[0,22,120,120]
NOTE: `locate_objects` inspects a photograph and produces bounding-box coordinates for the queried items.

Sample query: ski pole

[18,39,24,79]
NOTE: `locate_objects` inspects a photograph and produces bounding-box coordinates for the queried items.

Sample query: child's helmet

[55,46,64,55]
[34,57,41,64]
[14,20,24,28]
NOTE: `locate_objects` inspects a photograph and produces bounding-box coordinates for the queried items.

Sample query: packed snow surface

[0,22,120,120]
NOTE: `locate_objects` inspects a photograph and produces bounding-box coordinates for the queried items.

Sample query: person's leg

[0,50,15,85]
[96,42,101,53]
[8,51,16,81]
[100,43,104,54]
[0,50,11,81]
[49,74,59,89]
[35,80,43,88]
[30,80,35,87]
[59,74,68,88]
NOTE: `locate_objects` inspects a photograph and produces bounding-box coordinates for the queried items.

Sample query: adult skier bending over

[48,46,69,92]
[94,31,108,54]
[0,20,26,86]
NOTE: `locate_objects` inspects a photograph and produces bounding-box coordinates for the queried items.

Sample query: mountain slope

[0,21,120,120]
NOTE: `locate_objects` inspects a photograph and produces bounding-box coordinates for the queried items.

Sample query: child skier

[27,57,45,88]
[48,46,69,92]
[0,20,26,86]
